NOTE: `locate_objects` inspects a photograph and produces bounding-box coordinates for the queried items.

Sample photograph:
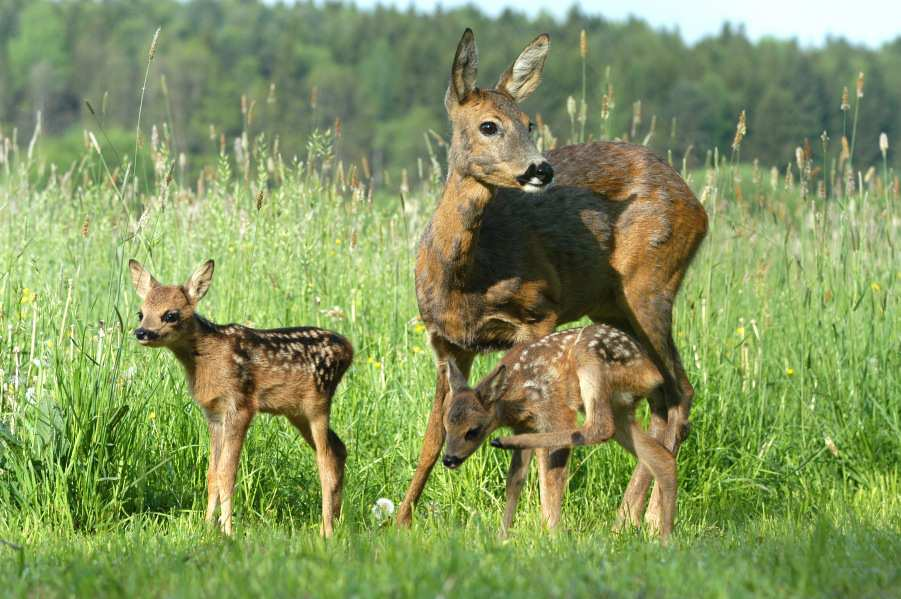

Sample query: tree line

[1,0,898,179]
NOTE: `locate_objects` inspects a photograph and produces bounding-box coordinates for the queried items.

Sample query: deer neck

[166,315,216,389]
[428,168,495,284]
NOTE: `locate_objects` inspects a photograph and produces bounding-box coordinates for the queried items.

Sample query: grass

[0,107,899,596]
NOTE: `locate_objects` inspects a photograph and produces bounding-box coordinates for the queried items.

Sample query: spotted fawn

[441,324,675,540]
[128,259,352,536]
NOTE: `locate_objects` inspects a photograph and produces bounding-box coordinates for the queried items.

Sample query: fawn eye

[137,311,143,321]
[528,122,535,133]
[465,427,481,441]
[479,121,498,136]
[163,311,179,323]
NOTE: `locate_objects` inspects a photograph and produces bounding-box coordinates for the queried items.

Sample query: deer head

[128,259,214,347]
[445,29,554,193]
[441,360,509,469]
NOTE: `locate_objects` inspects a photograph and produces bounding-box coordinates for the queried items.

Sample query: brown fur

[441,324,675,540]
[128,259,352,536]
[397,29,707,528]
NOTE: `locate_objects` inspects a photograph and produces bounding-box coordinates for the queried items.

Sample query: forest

[2,0,900,181]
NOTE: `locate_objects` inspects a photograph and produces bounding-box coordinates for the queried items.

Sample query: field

[1,116,900,596]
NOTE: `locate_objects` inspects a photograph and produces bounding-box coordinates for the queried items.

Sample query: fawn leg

[310,415,347,538]
[205,418,223,523]
[614,410,677,541]
[216,409,252,536]
[397,343,473,527]
[536,447,571,531]
[493,366,615,450]
[501,448,533,537]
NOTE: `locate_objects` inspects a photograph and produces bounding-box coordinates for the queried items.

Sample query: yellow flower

[870,282,881,292]
[735,326,745,337]
[20,288,36,305]
[412,346,422,354]
[46,340,54,349]
[414,323,426,334]
[335,238,342,245]
[374,361,381,369]
[149,411,156,421]
[785,367,795,377]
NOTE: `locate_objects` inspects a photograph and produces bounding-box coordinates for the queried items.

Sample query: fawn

[128,259,352,536]
[400,29,706,528]
[441,324,676,540]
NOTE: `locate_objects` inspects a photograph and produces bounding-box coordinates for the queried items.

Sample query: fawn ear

[496,33,550,102]
[128,259,159,300]
[185,260,214,303]
[479,364,507,406]
[445,359,469,395]
[446,28,478,111]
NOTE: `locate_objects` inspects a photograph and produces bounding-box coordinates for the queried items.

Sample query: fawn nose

[535,161,554,184]
[134,327,158,341]
[443,455,462,469]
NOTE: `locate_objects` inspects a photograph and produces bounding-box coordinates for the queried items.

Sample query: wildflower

[735,326,745,338]
[323,306,346,320]
[124,366,137,380]
[31,358,41,369]
[412,346,423,354]
[414,323,426,334]
[149,411,156,421]
[870,282,881,292]
[46,340,54,349]
[20,288,36,305]
[25,387,36,402]
[785,367,795,377]
[335,238,342,246]
[879,132,889,157]
[371,497,395,524]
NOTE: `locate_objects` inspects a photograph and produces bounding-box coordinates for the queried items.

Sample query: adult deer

[397,29,707,530]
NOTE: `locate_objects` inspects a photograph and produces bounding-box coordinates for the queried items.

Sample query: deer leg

[536,447,570,531]
[493,365,614,450]
[215,409,252,536]
[309,415,347,538]
[501,448,533,537]
[397,345,474,526]
[205,418,223,524]
[613,410,677,541]
[615,389,666,532]
[619,288,691,527]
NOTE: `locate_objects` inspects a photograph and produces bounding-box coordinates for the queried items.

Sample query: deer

[128,259,353,537]
[440,324,675,540]
[397,29,708,531]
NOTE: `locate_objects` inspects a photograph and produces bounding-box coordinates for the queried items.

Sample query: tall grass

[0,38,899,597]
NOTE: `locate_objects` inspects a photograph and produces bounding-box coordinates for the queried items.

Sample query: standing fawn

[128,259,352,536]
[441,325,675,540]
[399,29,707,527]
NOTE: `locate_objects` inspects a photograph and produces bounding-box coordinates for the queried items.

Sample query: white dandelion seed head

[371,497,395,523]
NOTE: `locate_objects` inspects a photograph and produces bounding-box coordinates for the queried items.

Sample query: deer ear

[446,28,478,111]
[128,259,159,299]
[479,364,507,406]
[496,33,550,102]
[185,260,214,303]
[445,359,469,395]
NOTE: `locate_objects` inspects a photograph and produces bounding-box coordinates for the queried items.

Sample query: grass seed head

[856,72,864,98]
[841,86,850,112]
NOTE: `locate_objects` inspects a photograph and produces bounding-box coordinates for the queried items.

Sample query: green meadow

[1,36,900,599]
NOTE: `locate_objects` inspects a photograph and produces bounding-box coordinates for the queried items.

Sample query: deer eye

[478,121,498,136]
[465,426,481,441]
[137,311,143,321]
[528,122,535,133]
[163,311,179,323]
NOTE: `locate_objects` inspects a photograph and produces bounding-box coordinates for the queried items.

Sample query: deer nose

[516,161,554,188]
[443,455,462,469]
[535,161,554,184]
[134,328,158,341]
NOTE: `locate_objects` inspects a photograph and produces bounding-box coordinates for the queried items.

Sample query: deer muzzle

[515,161,554,191]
